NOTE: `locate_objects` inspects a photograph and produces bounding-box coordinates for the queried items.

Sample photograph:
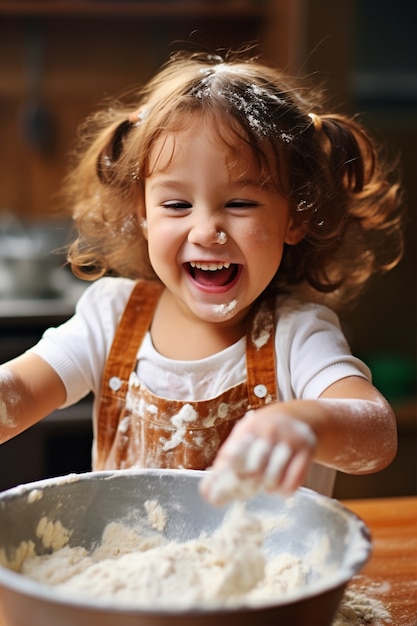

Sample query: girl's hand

[200,408,317,506]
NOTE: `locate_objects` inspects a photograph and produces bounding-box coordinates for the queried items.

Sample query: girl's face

[142,115,303,327]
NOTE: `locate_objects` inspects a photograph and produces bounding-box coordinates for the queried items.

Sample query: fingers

[200,413,316,506]
[263,443,292,490]
[244,437,272,473]
[200,441,294,506]
[199,467,259,506]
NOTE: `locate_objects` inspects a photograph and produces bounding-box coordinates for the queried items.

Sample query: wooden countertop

[341,496,417,626]
[0,496,416,625]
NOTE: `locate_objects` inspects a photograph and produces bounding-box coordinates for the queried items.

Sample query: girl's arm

[0,353,67,444]
[304,376,397,474]
[200,376,397,505]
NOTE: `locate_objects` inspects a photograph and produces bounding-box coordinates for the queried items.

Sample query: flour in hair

[190,68,297,142]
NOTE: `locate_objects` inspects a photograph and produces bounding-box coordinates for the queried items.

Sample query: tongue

[193,266,236,287]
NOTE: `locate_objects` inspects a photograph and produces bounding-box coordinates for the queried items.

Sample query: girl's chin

[186,297,241,323]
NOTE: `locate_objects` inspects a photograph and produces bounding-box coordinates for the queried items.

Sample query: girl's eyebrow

[232,178,274,190]
[146,179,186,192]
[233,178,263,187]
[146,176,271,192]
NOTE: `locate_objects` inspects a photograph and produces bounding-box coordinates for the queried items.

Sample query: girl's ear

[140,218,148,240]
[284,218,306,245]
[137,201,148,239]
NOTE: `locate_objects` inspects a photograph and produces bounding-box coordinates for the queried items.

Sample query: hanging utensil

[20,18,55,156]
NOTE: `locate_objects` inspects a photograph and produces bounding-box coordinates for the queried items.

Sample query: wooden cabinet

[0,0,356,217]
[0,1,270,217]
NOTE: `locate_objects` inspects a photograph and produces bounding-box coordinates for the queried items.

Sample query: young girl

[0,49,403,505]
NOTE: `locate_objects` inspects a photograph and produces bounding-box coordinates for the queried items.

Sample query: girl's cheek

[239,223,271,247]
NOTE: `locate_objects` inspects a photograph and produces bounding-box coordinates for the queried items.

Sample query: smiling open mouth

[185,262,239,288]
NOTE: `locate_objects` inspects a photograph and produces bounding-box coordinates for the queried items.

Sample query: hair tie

[308,113,323,133]
[96,119,133,184]
[96,109,148,184]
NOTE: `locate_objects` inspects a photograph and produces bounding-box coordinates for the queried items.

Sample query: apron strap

[95,280,163,466]
[245,296,279,408]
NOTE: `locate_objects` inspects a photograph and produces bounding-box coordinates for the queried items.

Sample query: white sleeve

[275,297,371,401]
[27,277,135,407]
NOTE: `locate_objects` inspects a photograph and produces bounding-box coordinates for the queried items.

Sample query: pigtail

[64,106,153,282]
[96,119,135,185]
[319,114,402,228]
[96,109,146,185]
[319,115,370,193]
[290,113,404,306]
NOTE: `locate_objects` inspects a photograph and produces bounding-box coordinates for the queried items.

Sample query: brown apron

[94,280,278,471]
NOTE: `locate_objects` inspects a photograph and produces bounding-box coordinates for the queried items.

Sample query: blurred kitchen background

[0,0,415,497]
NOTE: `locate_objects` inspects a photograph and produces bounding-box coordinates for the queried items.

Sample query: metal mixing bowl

[0,469,371,626]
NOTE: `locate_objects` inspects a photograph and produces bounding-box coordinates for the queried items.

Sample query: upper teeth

[190,261,231,271]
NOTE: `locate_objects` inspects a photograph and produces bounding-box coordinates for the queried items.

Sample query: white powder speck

[129,372,140,388]
[118,417,130,434]
[138,397,158,416]
[144,500,167,532]
[119,215,138,239]
[0,369,20,429]
[332,588,392,625]
[0,398,15,428]
[27,489,43,504]
[202,414,218,428]
[216,231,227,244]
[126,388,158,418]
[162,404,197,451]
[217,402,229,418]
[36,517,71,551]
[251,301,274,349]
[212,299,238,317]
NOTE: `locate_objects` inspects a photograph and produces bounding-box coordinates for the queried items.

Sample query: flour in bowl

[7,501,310,608]
[1,498,391,623]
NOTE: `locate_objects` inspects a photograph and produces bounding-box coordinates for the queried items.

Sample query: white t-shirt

[29,276,371,495]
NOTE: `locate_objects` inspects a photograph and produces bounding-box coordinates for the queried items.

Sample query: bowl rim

[0,469,372,615]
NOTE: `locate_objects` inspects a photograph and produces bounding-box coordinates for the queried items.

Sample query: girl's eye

[162,201,191,210]
[227,200,259,208]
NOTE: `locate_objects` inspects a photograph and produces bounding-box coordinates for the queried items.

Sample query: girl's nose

[188,222,228,247]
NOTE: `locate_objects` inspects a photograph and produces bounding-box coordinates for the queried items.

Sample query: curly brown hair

[65,48,403,311]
